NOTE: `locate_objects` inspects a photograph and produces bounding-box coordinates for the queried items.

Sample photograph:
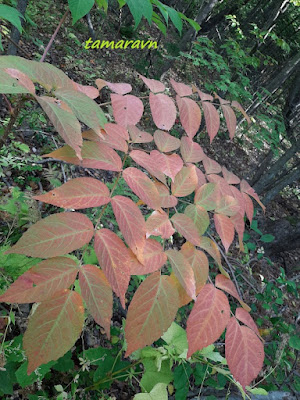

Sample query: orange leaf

[130,239,167,275]
[181,242,209,294]
[187,284,230,357]
[170,78,193,97]
[154,182,178,208]
[146,210,175,239]
[149,92,176,131]
[214,214,235,253]
[180,136,205,163]
[177,96,201,138]
[198,236,225,273]
[215,275,251,312]
[242,193,254,224]
[171,213,201,247]
[184,204,210,236]
[125,272,179,356]
[194,183,218,211]
[240,179,266,212]
[235,308,261,337]
[225,317,264,389]
[171,165,198,197]
[169,273,192,307]
[130,150,167,185]
[153,130,181,153]
[150,150,183,182]
[111,94,144,127]
[79,264,112,338]
[215,195,239,217]
[6,212,94,258]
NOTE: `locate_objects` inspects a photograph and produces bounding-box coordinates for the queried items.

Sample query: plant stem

[0,26,31,58]
[0,98,25,147]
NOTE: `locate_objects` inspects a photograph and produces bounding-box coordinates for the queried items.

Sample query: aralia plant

[0,56,265,391]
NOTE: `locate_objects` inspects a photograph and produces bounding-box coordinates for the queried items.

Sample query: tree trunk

[7,0,28,56]
[262,217,300,254]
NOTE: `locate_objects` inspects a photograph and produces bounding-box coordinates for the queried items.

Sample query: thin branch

[0,26,31,58]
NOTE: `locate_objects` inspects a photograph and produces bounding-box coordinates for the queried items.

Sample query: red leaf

[130,150,167,185]
[187,284,230,357]
[0,257,78,304]
[149,92,176,131]
[231,101,251,124]
[111,94,144,126]
[198,237,224,271]
[125,272,179,356]
[184,204,210,236]
[201,101,220,142]
[94,229,131,308]
[165,249,196,300]
[171,213,201,246]
[4,68,35,94]
[221,104,237,139]
[229,185,246,216]
[230,212,245,252]
[177,96,201,138]
[153,130,181,153]
[195,167,207,188]
[111,195,146,261]
[44,141,122,172]
[82,129,128,153]
[139,74,165,93]
[79,264,112,338]
[235,308,260,337]
[33,177,110,209]
[150,150,183,182]
[222,166,240,185]
[171,165,198,197]
[169,273,192,307]
[240,180,266,212]
[202,156,222,174]
[194,183,218,211]
[104,123,129,140]
[170,78,193,97]
[146,210,175,239]
[207,174,233,197]
[225,317,264,389]
[181,242,209,295]
[215,275,251,312]
[242,193,254,224]
[215,195,239,217]
[180,137,205,163]
[154,182,178,208]
[96,79,132,95]
[71,80,99,99]
[6,212,94,258]
[128,125,153,143]
[123,167,161,210]
[130,239,167,275]
[24,290,84,374]
[214,214,235,253]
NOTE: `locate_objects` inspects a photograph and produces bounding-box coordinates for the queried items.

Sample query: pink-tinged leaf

[153,130,181,153]
[82,129,128,153]
[207,174,233,197]
[150,150,183,182]
[184,204,210,236]
[146,210,175,239]
[225,317,264,389]
[171,213,201,247]
[229,185,246,216]
[130,239,167,275]
[215,195,239,217]
[221,104,237,139]
[180,137,205,163]
[44,141,122,172]
[202,156,222,174]
[194,183,218,211]
[194,86,213,102]
[37,96,82,159]
[170,78,193,97]
[165,249,196,300]
[123,167,161,210]
[24,290,84,374]
[130,150,167,185]
[187,284,230,357]
[111,195,146,261]
[0,257,78,304]
[181,242,209,295]
[111,94,144,126]
[33,177,110,209]
[240,180,266,212]
[71,80,99,99]
[104,123,129,140]
[242,193,254,224]
[125,272,179,356]
[79,264,112,338]
[171,165,198,197]
[235,308,261,337]
[195,167,207,188]
[177,96,201,138]
[96,78,132,95]
[198,237,228,277]
[139,74,165,93]
[154,182,178,208]
[149,92,176,131]
[201,101,220,143]
[128,125,153,143]
[94,229,131,308]
[214,214,235,253]
[6,212,94,258]
[231,100,251,124]
[230,212,245,252]
[4,68,35,94]
[222,166,240,185]
[215,275,251,312]
[170,273,192,307]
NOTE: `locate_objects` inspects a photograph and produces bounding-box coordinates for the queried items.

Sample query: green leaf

[0,5,23,33]
[260,234,275,243]
[141,359,173,392]
[152,0,168,24]
[179,13,200,32]
[161,322,188,355]
[52,351,74,372]
[246,387,268,395]
[289,335,300,351]
[0,363,16,394]
[152,12,167,35]
[95,0,108,12]
[127,0,153,28]
[68,0,94,24]
[164,6,182,34]
[134,383,168,399]
[15,360,56,388]
[174,364,192,400]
